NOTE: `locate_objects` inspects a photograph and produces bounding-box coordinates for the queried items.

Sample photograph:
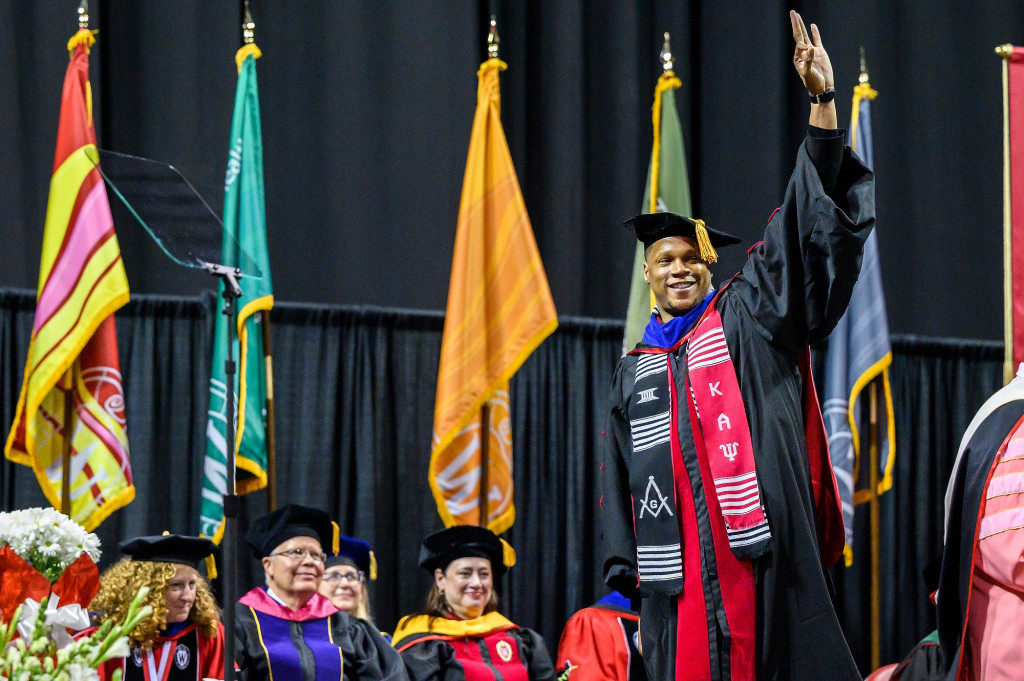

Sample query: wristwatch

[809,88,836,104]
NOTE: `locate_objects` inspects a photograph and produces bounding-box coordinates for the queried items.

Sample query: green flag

[623,75,693,351]
[200,44,273,543]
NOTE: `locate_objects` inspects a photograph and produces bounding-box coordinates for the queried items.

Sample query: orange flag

[4,29,133,530]
[429,58,558,534]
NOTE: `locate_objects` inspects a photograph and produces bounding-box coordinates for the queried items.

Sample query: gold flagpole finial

[487,16,500,60]
[660,32,674,72]
[77,0,89,29]
[996,43,1013,60]
[243,1,255,45]
[859,46,870,85]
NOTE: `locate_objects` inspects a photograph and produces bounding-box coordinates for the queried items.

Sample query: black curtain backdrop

[0,288,1006,674]
[4,2,1024,340]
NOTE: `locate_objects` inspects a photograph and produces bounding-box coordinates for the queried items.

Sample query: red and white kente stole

[686,309,771,558]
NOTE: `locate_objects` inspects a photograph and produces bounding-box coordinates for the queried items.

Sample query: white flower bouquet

[0,507,101,582]
[0,508,150,681]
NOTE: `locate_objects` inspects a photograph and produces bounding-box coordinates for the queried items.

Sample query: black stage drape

[5,2,1024,340]
[0,287,1007,673]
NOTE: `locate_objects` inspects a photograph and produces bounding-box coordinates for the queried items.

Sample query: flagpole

[61,372,74,514]
[477,17,500,530]
[59,0,92,519]
[999,44,1014,383]
[262,312,277,510]
[868,379,880,670]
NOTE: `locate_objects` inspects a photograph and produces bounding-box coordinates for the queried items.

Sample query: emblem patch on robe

[174,643,190,669]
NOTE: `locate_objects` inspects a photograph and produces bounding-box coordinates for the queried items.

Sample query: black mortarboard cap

[119,534,215,568]
[244,503,338,559]
[418,525,515,576]
[625,212,741,262]
[326,535,377,580]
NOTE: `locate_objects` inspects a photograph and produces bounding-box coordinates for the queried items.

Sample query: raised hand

[790,10,833,95]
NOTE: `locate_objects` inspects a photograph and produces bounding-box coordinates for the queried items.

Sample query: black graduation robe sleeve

[514,627,557,681]
[398,638,458,681]
[734,128,875,353]
[600,359,641,605]
[345,617,410,681]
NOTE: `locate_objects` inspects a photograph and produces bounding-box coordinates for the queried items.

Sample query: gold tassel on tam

[205,554,218,581]
[369,551,378,581]
[693,219,718,263]
[331,521,340,555]
[499,538,517,569]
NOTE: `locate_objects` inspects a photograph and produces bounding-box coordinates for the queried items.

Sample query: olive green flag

[623,80,693,352]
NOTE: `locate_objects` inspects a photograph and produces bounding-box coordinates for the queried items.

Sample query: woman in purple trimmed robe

[234,503,407,681]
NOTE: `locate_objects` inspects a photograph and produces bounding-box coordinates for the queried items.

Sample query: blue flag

[823,82,894,566]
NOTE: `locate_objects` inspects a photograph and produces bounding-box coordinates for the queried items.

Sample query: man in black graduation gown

[600,11,873,681]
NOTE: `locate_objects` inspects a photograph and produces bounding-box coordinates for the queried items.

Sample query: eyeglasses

[322,570,366,584]
[269,548,328,563]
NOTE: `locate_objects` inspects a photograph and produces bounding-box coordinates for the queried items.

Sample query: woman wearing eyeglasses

[392,526,556,681]
[318,535,377,622]
[234,504,407,681]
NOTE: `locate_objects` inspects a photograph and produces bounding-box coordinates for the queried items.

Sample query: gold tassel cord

[692,219,718,263]
[650,72,683,214]
[849,82,878,153]
[235,43,262,74]
[205,554,218,581]
[331,521,340,555]
[369,551,378,581]
[67,28,97,54]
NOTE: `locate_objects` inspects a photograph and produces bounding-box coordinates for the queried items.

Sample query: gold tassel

[331,521,340,555]
[693,219,718,263]
[67,28,97,54]
[499,538,516,569]
[205,554,218,581]
[235,43,262,74]
[368,551,378,581]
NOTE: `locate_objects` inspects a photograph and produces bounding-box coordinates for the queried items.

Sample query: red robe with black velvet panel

[83,621,225,681]
[393,612,556,681]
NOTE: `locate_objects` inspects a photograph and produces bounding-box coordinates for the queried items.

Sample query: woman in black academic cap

[84,534,225,681]
[392,526,556,681]
[234,503,407,681]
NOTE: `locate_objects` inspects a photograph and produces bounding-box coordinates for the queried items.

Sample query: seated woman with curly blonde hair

[83,534,225,681]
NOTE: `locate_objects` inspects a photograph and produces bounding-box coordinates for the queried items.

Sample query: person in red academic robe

[392,526,555,681]
[869,367,1024,681]
[82,534,225,681]
[556,591,645,681]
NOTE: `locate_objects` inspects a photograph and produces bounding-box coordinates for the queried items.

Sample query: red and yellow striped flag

[429,58,558,534]
[4,29,133,530]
